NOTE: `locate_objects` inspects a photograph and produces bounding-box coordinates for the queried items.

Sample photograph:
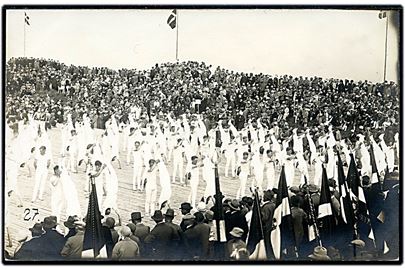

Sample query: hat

[290,186,300,194]
[29,223,45,235]
[120,226,132,237]
[228,199,240,211]
[263,190,274,202]
[351,239,366,247]
[308,184,320,193]
[130,212,143,221]
[182,213,195,220]
[64,215,78,229]
[196,202,207,212]
[179,202,193,210]
[229,227,244,238]
[164,208,175,217]
[308,246,331,261]
[126,223,136,233]
[74,220,86,229]
[205,210,214,221]
[104,217,116,228]
[42,216,57,229]
[151,210,164,222]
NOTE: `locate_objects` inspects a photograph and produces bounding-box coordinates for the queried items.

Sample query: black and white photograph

[2,4,402,264]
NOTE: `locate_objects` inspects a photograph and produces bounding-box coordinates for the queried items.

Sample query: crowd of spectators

[5,57,399,143]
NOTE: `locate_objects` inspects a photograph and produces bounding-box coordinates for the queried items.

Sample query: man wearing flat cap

[112,226,140,260]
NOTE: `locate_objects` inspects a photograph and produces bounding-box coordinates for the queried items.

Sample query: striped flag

[247,189,267,260]
[337,154,353,226]
[271,166,294,259]
[318,166,333,219]
[24,12,30,25]
[167,9,177,29]
[82,178,107,258]
[317,166,336,245]
[347,154,375,244]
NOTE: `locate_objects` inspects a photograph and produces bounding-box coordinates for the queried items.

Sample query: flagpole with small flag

[23,12,30,57]
[378,10,389,82]
[167,9,179,62]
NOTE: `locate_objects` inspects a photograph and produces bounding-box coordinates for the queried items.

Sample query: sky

[6,8,400,83]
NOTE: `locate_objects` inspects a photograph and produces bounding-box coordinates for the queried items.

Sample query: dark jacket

[133,223,150,243]
[261,201,276,232]
[14,236,45,260]
[40,229,66,260]
[144,222,177,260]
[61,231,84,259]
[183,223,210,259]
[291,206,307,247]
[224,210,249,241]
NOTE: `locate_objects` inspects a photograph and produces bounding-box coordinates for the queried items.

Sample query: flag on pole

[317,166,336,246]
[347,154,375,244]
[167,9,177,29]
[24,12,30,25]
[379,11,387,19]
[82,178,107,258]
[271,166,294,259]
[247,190,267,260]
[318,166,333,219]
[337,154,353,226]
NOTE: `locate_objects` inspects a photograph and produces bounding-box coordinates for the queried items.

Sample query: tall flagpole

[383,13,389,82]
[24,13,26,57]
[176,9,179,62]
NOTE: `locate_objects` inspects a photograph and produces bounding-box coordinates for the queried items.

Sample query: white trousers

[145,184,157,215]
[32,168,48,201]
[236,172,248,199]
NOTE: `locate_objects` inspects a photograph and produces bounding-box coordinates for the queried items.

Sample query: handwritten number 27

[23,208,39,221]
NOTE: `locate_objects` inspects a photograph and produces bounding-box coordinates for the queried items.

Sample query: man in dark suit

[14,223,46,260]
[144,210,177,260]
[261,190,276,258]
[224,200,249,242]
[290,195,308,255]
[39,216,66,260]
[128,212,150,244]
[183,212,210,260]
[179,202,193,231]
[164,208,184,259]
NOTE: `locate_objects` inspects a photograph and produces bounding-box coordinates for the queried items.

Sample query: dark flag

[369,143,380,185]
[347,154,375,249]
[247,189,267,260]
[337,154,353,226]
[317,166,335,246]
[167,9,177,29]
[82,177,106,258]
[24,12,30,25]
[271,166,294,259]
[379,11,387,19]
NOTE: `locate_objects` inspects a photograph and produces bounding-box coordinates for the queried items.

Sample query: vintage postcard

[2,5,402,263]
